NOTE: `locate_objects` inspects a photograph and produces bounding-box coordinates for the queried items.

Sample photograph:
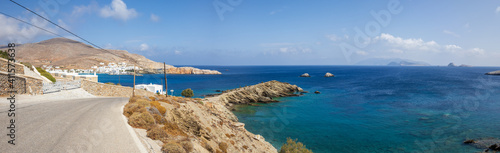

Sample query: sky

[1,0,500,66]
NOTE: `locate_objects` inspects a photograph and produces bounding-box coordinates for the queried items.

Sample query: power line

[0,12,64,38]
[9,0,104,50]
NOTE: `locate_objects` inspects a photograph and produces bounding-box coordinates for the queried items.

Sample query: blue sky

[1,0,500,66]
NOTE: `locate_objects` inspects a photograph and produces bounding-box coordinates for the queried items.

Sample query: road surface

[0,97,143,153]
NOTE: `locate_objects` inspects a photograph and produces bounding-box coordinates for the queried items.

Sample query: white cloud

[100,0,137,21]
[140,43,149,51]
[260,42,294,47]
[150,14,159,22]
[174,50,182,55]
[71,2,99,17]
[496,6,500,14]
[445,45,462,51]
[0,14,58,44]
[470,48,485,55]
[443,30,460,38]
[375,33,439,51]
[326,34,341,41]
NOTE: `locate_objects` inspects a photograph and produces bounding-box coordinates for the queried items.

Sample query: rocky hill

[1,38,220,74]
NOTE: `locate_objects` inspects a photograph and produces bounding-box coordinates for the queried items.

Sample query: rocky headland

[485,70,500,75]
[217,80,304,105]
[121,80,305,153]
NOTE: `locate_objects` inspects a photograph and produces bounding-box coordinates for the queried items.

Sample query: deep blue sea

[98,66,500,153]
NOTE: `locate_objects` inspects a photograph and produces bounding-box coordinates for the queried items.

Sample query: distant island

[356,58,431,66]
[0,38,221,75]
[448,62,473,67]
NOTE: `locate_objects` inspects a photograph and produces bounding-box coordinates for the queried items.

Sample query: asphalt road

[0,97,142,153]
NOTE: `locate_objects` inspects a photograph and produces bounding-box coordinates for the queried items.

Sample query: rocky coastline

[123,80,305,153]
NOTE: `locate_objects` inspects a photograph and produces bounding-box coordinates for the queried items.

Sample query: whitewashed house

[135,83,163,94]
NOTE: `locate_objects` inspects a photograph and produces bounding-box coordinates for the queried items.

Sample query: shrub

[219,142,228,153]
[163,121,188,137]
[146,125,169,142]
[36,67,56,82]
[279,138,313,153]
[105,82,115,85]
[161,142,186,153]
[201,138,214,152]
[150,101,166,115]
[128,112,155,129]
[0,50,9,59]
[181,88,194,98]
[180,141,194,152]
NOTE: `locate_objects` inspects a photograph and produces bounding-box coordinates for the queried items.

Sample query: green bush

[36,67,56,83]
[279,138,313,153]
[181,88,194,98]
[0,50,9,59]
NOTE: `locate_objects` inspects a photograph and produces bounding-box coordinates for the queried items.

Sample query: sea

[97,66,500,153]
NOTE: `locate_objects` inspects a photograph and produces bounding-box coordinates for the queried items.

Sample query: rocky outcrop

[448,63,457,67]
[463,138,500,152]
[300,73,310,77]
[218,80,304,105]
[324,72,334,77]
[486,70,500,75]
[125,94,278,153]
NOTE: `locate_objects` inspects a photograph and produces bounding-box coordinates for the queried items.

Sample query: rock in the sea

[463,137,500,150]
[464,139,476,144]
[485,70,500,75]
[218,80,304,104]
[489,144,500,151]
[215,90,222,92]
[324,72,334,77]
[448,62,457,67]
[314,91,320,94]
[300,73,311,77]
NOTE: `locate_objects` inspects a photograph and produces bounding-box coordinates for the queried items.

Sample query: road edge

[120,104,149,153]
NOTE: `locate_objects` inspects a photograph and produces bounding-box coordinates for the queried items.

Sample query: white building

[135,83,163,94]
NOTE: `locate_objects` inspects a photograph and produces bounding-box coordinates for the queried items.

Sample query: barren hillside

[1,38,220,74]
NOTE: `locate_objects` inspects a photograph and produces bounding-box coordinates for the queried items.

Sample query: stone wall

[81,80,157,97]
[0,58,24,75]
[0,71,43,95]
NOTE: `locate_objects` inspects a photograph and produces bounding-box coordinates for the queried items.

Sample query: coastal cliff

[123,81,305,153]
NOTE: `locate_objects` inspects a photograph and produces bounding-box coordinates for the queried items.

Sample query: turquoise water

[98,66,500,152]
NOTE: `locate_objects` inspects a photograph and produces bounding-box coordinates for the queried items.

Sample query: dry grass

[180,141,194,152]
[163,121,188,137]
[219,142,228,153]
[161,142,186,153]
[230,140,235,145]
[201,138,214,153]
[128,112,155,129]
[150,101,166,115]
[146,125,169,142]
[242,145,249,150]
[216,149,223,153]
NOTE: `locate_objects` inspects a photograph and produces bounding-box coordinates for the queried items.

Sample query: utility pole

[133,65,135,97]
[164,62,167,97]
